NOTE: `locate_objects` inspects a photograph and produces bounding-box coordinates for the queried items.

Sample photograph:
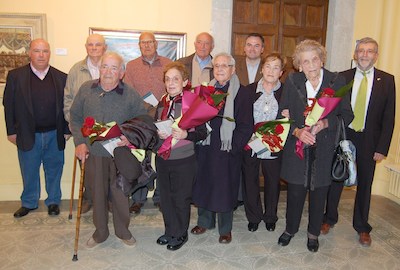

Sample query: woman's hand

[311,119,328,136]
[157,130,169,140]
[293,126,316,145]
[281,109,290,118]
[172,127,188,140]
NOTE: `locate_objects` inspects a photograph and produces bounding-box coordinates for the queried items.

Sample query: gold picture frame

[89,27,186,64]
[0,13,47,96]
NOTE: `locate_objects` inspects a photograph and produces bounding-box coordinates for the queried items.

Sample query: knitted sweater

[70,80,147,157]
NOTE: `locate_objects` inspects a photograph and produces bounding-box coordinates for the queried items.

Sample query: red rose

[206,96,215,106]
[81,126,92,137]
[84,117,95,128]
[207,85,216,94]
[321,88,335,97]
[274,124,284,135]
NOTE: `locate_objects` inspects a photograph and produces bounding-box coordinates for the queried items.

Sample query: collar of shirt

[86,57,100,79]
[305,68,324,105]
[141,54,158,65]
[195,54,212,70]
[356,66,374,79]
[92,79,124,95]
[256,78,281,94]
[30,63,50,80]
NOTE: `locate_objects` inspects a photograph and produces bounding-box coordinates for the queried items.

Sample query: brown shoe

[219,232,232,244]
[359,232,371,247]
[191,226,207,235]
[320,223,333,235]
[81,201,92,214]
[129,203,142,214]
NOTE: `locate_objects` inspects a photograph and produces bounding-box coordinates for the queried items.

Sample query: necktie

[352,71,368,131]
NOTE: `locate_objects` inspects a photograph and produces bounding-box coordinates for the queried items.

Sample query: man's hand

[7,135,17,145]
[75,144,89,163]
[117,135,130,146]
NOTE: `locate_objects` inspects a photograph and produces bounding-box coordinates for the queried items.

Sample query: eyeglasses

[357,49,377,55]
[214,64,233,69]
[165,76,182,84]
[139,40,156,46]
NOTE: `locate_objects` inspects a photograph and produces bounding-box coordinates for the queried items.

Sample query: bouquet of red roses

[296,81,353,159]
[81,116,122,145]
[247,118,292,154]
[157,83,230,159]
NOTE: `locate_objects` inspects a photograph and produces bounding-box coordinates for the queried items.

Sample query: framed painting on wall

[89,27,187,64]
[0,13,47,96]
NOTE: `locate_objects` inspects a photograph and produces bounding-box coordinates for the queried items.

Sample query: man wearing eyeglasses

[177,32,215,86]
[124,32,172,215]
[64,34,107,214]
[70,52,147,248]
[124,32,171,101]
[235,33,264,86]
[322,37,396,247]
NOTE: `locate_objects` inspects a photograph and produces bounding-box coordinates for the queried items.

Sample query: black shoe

[266,223,276,232]
[14,207,37,218]
[167,234,188,251]
[248,222,259,232]
[307,238,319,252]
[278,232,293,246]
[156,235,171,245]
[48,204,60,216]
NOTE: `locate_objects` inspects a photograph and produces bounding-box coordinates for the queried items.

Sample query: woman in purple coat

[191,53,253,244]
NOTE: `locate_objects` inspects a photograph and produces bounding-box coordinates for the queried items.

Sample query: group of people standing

[3,30,395,254]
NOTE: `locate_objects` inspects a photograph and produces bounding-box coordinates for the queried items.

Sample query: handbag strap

[334,115,346,146]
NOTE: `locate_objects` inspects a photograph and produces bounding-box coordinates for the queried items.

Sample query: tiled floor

[1,189,400,270]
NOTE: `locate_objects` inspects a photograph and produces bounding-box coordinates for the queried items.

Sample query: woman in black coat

[242,53,286,233]
[277,40,353,252]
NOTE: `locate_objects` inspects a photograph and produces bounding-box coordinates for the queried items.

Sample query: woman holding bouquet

[191,53,253,244]
[155,62,207,251]
[242,53,286,233]
[277,40,353,252]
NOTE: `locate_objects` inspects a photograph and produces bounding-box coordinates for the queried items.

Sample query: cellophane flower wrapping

[157,84,227,159]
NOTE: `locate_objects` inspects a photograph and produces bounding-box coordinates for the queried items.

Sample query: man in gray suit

[322,37,396,247]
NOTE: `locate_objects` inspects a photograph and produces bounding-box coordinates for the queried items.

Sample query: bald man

[4,39,68,218]
[64,34,108,213]
[177,32,215,86]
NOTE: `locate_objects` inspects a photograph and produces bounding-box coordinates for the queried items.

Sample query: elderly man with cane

[70,51,147,248]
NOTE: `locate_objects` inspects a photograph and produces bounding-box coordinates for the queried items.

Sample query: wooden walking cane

[72,161,85,262]
[68,156,78,220]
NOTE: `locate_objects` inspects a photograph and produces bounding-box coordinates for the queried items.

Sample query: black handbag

[331,116,349,182]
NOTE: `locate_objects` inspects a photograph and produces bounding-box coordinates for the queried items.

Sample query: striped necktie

[352,71,368,131]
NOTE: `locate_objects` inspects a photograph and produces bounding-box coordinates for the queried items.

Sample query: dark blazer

[341,68,395,157]
[3,64,68,151]
[177,53,214,83]
[279,69,354,188]
[235,56,263,86]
